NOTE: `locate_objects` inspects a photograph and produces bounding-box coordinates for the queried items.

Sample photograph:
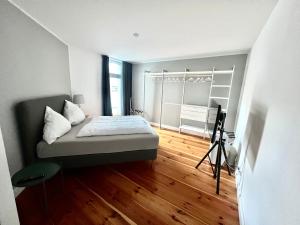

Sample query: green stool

[12,162,62,214]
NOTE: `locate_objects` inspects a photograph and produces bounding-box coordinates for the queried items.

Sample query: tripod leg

[216,147,222,195]
[207,154,215,174]
[195,142,218,169]
[221,143,232,176]
[214,143,221,179]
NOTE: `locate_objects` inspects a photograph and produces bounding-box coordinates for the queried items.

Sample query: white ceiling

[11,0,277,63]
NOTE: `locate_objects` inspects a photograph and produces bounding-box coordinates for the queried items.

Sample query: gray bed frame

[16,94,157,168]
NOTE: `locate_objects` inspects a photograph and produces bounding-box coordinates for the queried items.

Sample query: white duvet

[77,116,153,137]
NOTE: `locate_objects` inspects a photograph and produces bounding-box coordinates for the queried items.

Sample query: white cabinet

[180,105,208,122]
[179,104,218,137]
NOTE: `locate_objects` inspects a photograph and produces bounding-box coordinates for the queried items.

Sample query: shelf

[209,96,229,100]
[212,85,230,88]
[179,125,213,137]
[180,125,204,133]
[145,69,234,77]
[163,102,181,106]
[208,107,227,111]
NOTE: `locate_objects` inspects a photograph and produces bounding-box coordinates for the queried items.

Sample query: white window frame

[109,59,123,115]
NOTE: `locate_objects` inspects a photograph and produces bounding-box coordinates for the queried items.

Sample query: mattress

[37,118,159,159]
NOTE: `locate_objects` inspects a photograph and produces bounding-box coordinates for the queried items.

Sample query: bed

[16,95,158,168]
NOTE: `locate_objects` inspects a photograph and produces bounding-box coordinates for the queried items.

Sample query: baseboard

[13,187,25,198]
[150,122,179,132]
[235,170,245,225]
[237,195,245,225]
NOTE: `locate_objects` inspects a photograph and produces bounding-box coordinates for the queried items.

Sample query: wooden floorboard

[157,149,234,181]
[16,128,239,225]
[112,165,238,225]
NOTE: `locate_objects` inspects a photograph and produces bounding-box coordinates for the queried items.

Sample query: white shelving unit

[143,66,235,137]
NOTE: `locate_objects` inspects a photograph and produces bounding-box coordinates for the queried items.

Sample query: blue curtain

[101,55,112,116]
[122,62,132,115]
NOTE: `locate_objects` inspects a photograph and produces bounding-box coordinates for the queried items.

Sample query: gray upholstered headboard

[16,95,71,165]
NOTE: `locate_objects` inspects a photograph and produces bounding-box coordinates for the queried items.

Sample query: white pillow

[63,100,85,125]
[43,106,71,144]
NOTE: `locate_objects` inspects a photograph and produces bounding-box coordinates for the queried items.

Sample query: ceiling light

[133,32,139,38]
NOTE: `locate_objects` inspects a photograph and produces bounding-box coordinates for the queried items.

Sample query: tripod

[195,114,231,195]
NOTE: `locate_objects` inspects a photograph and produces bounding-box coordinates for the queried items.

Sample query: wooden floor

[16,128,239,225]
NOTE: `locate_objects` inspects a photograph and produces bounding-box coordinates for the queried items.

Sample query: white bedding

[77,116,153,137]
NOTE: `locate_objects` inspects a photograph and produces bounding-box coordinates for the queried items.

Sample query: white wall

[0,127,19,225]
[234,0,300,224]
[69,46,102,116]
[0,1,71,174]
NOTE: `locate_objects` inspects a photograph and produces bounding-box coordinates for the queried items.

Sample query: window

[109,59,123,116]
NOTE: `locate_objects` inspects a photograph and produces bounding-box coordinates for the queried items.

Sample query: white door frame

[0,127,20,225]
